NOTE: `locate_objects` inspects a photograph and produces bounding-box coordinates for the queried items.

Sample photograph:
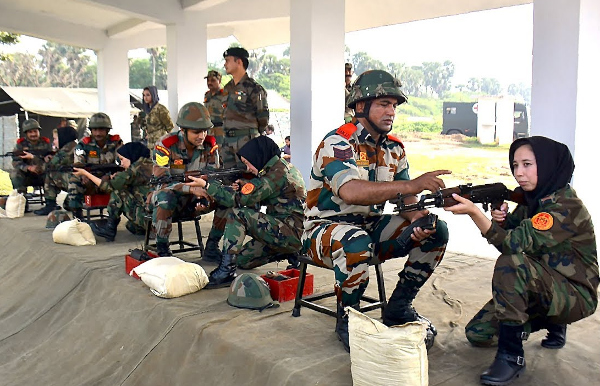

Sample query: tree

[507,82,531,104]
[0,31,19,61]
[0,52,44,86]
[479,77,502,96]
[351,51,385,75]
[402,66,425,97]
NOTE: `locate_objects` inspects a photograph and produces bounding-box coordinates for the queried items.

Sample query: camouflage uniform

[97,157,154,233]
[204,88,227,148]
[66,134,123,209]
[205,156,306,269]
[465,185,599,346]
[9,126,52,193]
[344,86,354,123]
[302,121,448,306]
[221,73,269,168]
[145,103,174,150]
[150,130,221,245]
[44,141,77,201]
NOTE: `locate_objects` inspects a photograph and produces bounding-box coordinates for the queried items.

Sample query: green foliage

[256,73,290,99]
[0,31,19,61]
[393,119,442,133]
[399,96,442,117]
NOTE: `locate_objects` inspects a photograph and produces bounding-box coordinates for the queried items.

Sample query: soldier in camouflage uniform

[303,70,451,352]
[221,47,269,169]
[9,119,53,194]
[445,136,598,386]
[72,142,154,241]
[344,62,354,123]
[150,102,221,257]
[66,112,123,219]
[143,86,174,150]
[33,126,79,215]
[186,136,306,289]
[204,70,228,148]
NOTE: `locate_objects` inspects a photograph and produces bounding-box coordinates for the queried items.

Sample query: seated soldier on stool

[149,102,221,257]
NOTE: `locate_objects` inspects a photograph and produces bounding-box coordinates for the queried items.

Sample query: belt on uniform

[225,128,259,137]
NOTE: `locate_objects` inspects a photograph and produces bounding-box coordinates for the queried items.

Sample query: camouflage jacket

[485,185,599,309]
[304,121,409,229]
[74,134,122,165]
[47,141,77,170]
[223,73,269,133]
[11,137,53,172]
[204,89,227,127]
[99,157,154,205]
[206,156,306,229]
[145,103,174,149]
[344,87,354,123]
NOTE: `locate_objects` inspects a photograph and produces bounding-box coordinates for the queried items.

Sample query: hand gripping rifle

[58,163,125,177]
[396,182,525,213]
[1,149,56,158]
[149,167,249,186]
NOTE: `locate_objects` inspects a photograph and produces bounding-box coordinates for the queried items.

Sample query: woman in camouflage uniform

[143,86,174,150]
[445,136,598,386]
[73,142,153,241]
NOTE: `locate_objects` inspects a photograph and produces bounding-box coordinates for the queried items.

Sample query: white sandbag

[52,219,97,246]
[132,256,209,298]
[2,190,26,218]
[348,308,429,386]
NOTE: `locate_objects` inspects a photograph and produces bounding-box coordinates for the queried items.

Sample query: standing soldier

[221,46,269,169]
[9,119,53,195]
[344,62,354,123]
[203,70,227,149]
[65,112,123,219]
[143,86,174,150]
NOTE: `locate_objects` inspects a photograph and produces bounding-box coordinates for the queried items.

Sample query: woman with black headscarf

[445,136,598,385]
[73,142,154,241]
[185,136,306,288]
[142,86,174,150]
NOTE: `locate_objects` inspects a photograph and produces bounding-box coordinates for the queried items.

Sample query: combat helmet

[347,69,407,109]
[176,102,214,130]
[45,209,71,229]
[22,119,41,133]
[89,112,112,129]
[227,273,279,311]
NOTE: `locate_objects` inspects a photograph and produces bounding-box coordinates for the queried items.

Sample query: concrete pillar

[97,39,131,142]
[531,0,600,223]
[166,12,208,124]
[290,0,346,183]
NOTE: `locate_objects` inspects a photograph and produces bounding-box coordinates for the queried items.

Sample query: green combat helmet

[176,102,214,130]
[22,119,41,133]
[346,69,408,109]
[227,273,280,311]
[89,112,112,129]
[45,209,71,229]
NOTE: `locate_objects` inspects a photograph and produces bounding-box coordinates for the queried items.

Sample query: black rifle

[150,167,248,186]
[58,163,125,177]
[396,182,525,212]
[1,149,56,158]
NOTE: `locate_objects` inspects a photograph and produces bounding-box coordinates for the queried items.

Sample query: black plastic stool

[143,214,204,256]
[26,186,45,206]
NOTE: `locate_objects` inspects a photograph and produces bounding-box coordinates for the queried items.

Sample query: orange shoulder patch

[387,134,404,148]
[241,182,255,195]
[17,138,25,144]
[335,123,357,140]
[531,212,554,231]
[81,136,92,144]
[41,137,51,144]
[110,134,121,142]
[161,134,179,148]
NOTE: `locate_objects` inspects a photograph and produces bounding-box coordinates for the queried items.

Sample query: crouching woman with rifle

[444,136,599,386]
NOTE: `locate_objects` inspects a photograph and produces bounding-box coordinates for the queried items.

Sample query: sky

[3,4,533,89]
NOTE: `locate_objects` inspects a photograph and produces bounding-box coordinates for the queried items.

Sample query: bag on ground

[0,190,26,218]
[132,256,209,298]
[52,219,96,246]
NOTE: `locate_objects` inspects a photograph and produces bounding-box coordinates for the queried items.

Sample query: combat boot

[202,237,223,264]
[156,242,173,257]
[335,302,359,353]
[205,254,237,289]
[541,323,566,349]
[90,217,120,242]
[480,323,527,386]
[34,199,58,216]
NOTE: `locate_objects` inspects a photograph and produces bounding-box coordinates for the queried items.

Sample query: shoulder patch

[387,134,405,148]
[241,182,255,195]
[110,134,121,142]
[335,123,357,140]
[531,212,554,231]
[161,134,179,148]
[17,138,26,144]
[82,136,92,144]
[41,137,51,144]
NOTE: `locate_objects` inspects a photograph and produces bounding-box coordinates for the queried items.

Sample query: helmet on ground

[347,69,408,109]
[22,119,41,133]
[176,102,214,130]
[227,273,279,311]
[46,209,71,229]
[89,112,112,130]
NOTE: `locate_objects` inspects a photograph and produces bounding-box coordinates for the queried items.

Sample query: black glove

[396,213,438,257]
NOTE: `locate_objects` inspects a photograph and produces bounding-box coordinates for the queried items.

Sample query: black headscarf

[237,136,281,172]
[117,142,151,165]
[142,86,159,114]
[509,136,574,217]
[57,126,78,149]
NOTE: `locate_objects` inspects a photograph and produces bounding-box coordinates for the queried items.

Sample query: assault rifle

[1,149,56,158]
[396,182,525,213]
[150,167,248,186]
[58,163,125,176]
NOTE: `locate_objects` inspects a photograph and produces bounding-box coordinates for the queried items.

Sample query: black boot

[286,253,300,270]
[33,199,58,216]
[382,280,437,350]
[90,217,120,242]
[202,237,223,264]
[205,254,237,289]
[156,242,173,257]
[480,323,527,386]
[72,208,84,221]
[335,302,359,353]
[541,323,566,349]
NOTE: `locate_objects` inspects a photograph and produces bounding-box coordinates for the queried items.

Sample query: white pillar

[166,12,208,124]
[97,39,131,142]
[290,0,346,183]
[531,0,600,224]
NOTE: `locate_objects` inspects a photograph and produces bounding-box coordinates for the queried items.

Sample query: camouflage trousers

[211,126,225,149]
[302,214,448,306]
[44,171,70,201]
[221,130,259,169]
[9,169,45,193]
[222,207,302,269]
[465,252,597,347]
[67,175,100,209]
[107,190,147,232]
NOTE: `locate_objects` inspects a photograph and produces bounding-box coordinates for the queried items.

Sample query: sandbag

[348,308,429,386]
[132,256,209,298]
[52,219,96,246]
[0,190,26,218]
